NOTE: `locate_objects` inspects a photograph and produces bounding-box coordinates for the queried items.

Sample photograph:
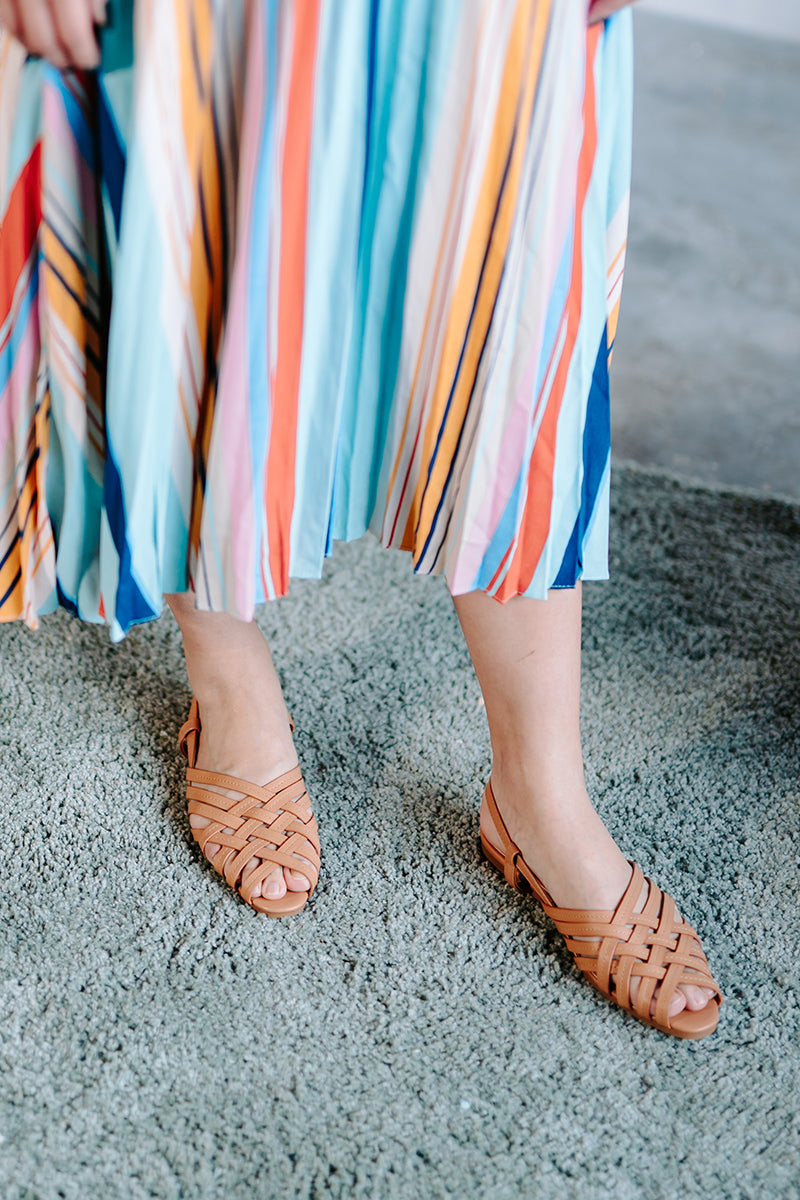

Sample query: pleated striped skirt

[0,0,633,640]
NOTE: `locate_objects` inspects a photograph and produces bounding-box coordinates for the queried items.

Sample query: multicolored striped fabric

[0,1,632,640]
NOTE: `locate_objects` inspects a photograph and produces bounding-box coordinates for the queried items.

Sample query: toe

[257,864,286,900]
[665,989,688,1019]
[189,824,220,862]
[285,846,315,893]
[684,985,716,1011]
[630,976,687,1021]
[285,867,311,893]
[189,814,225,863]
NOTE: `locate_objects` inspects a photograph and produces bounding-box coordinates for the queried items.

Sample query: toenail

[266,880,282,898]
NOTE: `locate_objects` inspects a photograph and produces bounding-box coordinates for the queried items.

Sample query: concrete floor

[640,0,800,43]
[611,11,800,499]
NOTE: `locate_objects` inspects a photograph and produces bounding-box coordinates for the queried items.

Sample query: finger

[92,0,108,25]
[0,0,23,41]
[3,0,65,64]
[588,2,611,24]
[588,0,635,23]
[50,0,101,68]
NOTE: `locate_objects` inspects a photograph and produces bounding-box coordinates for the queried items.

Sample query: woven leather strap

[179,700,319,904]
[539,864,721,1029]
[483,781,721,1030]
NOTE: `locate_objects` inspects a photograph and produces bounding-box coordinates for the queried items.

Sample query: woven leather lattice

[481,781,721,1034]
[178,699,319,907]
[539,864,721,1029]
[185,765,320,904]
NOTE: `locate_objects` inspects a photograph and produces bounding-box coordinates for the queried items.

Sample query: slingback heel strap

[480,780,722,1038]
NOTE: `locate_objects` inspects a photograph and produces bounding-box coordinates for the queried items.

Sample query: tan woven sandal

[178,698,320,917]
[480,781,722,1038]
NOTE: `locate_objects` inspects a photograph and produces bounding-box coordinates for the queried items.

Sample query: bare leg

[453,585,713,1018]
[167,593,312,901]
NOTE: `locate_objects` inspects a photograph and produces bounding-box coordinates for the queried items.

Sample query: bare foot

[452,588,717,1030]
[480,773,716,1021]
[189,690,316,903]
[168,595,316,904]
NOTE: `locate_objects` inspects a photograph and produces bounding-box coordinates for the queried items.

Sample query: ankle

[192,682,293,741]
[489,758,593,833]
[181,634,287,721]
[191,694,298,780]
[484,768,633,910]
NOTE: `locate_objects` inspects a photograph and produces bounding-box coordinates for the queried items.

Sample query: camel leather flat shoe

[480,781,722,1039]
[178,699,320,917]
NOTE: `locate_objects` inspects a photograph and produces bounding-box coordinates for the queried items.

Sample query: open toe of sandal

[178,699,320,918]
[480,781,722,1039]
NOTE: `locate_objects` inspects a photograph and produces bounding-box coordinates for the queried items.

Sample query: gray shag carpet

[1,465,799,1200]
